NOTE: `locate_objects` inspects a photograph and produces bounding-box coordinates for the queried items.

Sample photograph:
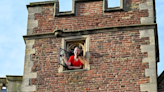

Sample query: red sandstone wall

[30,30,150,91]
[34,0,148,34]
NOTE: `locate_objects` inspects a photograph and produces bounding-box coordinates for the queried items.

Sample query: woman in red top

[63,47,83,69]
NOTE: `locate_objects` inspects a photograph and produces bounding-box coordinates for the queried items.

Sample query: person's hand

[68,65,73,69]
[62,54,66,59]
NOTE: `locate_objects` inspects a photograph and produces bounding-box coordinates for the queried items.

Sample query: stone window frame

[58,35,91,73]
[104,0,126,12]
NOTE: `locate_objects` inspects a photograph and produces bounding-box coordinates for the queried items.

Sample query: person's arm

[63,54,71,66]
[78,56,88,64]
[68,65,82,69]
[68,58,83,69]
[63,55,82,69]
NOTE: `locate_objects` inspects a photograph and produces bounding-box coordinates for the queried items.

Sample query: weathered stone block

[140,83,157,91]
[27,20,38,28]
[28,7,42,14]
[139,3,153,10]
[140,29,154,37]
[141,45,155,52]
[141,17,154,24]
[25,49,35,55]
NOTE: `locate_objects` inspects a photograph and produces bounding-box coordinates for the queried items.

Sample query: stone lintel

[61,69,87,73]
[6,75,23,82]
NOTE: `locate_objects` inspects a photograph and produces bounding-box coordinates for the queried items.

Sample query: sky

[0,0,163,77]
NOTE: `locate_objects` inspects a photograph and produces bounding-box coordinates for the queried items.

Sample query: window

[58,35,90,73]
[108,0,120,8]
[59,0,72,12]
[104,0,125,12]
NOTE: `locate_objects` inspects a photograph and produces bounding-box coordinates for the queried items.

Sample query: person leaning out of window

[63,47,88,69]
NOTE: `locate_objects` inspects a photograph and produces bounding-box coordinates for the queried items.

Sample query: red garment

[68,55,83,66]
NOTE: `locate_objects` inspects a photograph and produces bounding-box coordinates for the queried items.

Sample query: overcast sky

[0,0,163,77]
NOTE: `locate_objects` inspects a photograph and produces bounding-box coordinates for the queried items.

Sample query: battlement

[26,0,156,35]
[27,0,125,17]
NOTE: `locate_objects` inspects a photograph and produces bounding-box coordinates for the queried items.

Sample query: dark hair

[74,46,80,49]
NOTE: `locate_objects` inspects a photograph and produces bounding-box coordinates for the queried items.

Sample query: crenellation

[24,0,156,34]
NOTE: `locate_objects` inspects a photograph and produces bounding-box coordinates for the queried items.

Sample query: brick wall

[29,30,150,91]
[33,0,148,34]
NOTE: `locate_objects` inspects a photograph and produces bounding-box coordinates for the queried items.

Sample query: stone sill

[55,12,75,17]
[6,75,23,81]
[61,69,87,73]
[104,7,124,12]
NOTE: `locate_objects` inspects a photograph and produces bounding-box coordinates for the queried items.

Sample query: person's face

[74,48,80,56]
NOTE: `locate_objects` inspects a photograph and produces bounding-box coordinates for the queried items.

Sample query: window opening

[108,0,120,8]
[66,40,85,57]
[58,35,90,73]
[65,40,85,71]
[58,40,85,69]
[59,0,72,12]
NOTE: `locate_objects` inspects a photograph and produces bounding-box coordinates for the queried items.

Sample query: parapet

[27,0,125,17]
[25,0,156,35]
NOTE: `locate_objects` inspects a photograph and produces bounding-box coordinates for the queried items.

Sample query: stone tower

[21,0,159,91]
